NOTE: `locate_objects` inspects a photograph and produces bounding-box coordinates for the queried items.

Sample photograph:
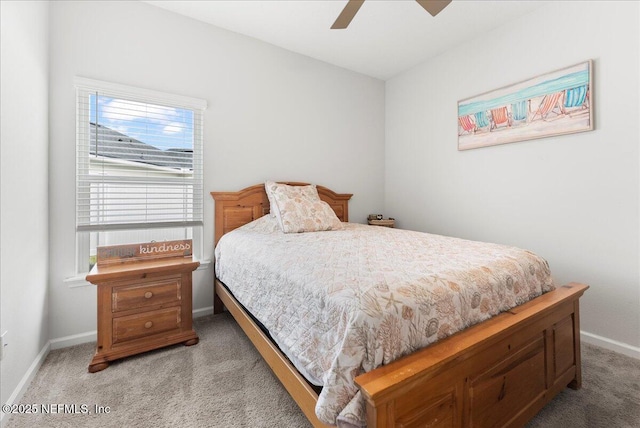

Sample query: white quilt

[214,216,554,427]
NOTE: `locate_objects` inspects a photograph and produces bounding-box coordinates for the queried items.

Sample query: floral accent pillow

[265,181,342,233]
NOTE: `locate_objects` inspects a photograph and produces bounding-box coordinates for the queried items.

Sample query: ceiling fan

[331,0,452,29]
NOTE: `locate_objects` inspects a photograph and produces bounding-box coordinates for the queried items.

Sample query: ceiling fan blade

[331,0,365,29]
[415,0,452,17]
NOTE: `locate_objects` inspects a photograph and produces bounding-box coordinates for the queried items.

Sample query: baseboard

[0,341,50,428]
[50,330,97,350]
[193,305,214,318]
[581,330,640,360]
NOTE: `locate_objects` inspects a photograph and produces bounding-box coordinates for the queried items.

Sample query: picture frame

[458,60,593,150]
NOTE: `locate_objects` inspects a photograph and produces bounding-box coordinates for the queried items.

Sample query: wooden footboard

[216,279,587,428]
[355,283,588,428]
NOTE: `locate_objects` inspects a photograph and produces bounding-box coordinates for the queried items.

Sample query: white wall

[0,0,50,412]
[48,1,385,340]
[385,1,640,351]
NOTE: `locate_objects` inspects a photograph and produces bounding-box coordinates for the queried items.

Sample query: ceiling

[144,1,545,80]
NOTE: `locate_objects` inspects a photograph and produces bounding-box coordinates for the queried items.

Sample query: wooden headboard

[210,182,353,245]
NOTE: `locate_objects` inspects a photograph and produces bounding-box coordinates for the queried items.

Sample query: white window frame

[74,77,207,274]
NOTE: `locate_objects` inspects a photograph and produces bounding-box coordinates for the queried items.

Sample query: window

[75,77,206,273]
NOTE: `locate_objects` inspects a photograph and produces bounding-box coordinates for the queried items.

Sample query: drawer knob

[144,292,153,299]
[144,321,153,329]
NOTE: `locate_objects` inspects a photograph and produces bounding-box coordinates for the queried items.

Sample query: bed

[211,182,588,428]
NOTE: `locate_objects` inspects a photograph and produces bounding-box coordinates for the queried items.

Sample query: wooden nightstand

[85,242,199,373]
[368,218,395,228]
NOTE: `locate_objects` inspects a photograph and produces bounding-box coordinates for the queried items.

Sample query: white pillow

[264,181,279,219]
[265,182,342,233]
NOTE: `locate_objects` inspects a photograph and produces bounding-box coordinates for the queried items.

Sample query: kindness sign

[96,240,193,266]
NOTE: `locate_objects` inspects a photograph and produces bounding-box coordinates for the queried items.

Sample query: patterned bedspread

[214,216,554,427]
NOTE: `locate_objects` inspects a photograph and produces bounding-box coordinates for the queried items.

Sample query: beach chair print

[490,106,510,130]
[474,111,491,132]
[511,100,528,122]
[563,84,590,117]
[530,91,564,121]
[458,115,476,135]
[564,85,588,108]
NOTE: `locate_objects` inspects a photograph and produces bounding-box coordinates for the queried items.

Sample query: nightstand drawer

[112,277,181,313]
[112,307,182,345]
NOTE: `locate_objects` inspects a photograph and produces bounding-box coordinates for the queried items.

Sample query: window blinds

[75,78,206,232]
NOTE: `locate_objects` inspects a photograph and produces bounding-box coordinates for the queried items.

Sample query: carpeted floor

[5,313,640,427]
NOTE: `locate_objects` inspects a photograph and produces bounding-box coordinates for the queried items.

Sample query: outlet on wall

[0,331,7,360]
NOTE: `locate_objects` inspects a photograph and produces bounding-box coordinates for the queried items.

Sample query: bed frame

[211,183,588,428]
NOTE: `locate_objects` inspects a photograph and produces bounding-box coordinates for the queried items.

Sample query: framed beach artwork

[458,60,593,150]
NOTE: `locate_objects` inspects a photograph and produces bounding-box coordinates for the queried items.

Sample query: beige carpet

[5,313,640,427]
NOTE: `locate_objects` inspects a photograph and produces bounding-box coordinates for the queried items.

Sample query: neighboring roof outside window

[90,123,193,171]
